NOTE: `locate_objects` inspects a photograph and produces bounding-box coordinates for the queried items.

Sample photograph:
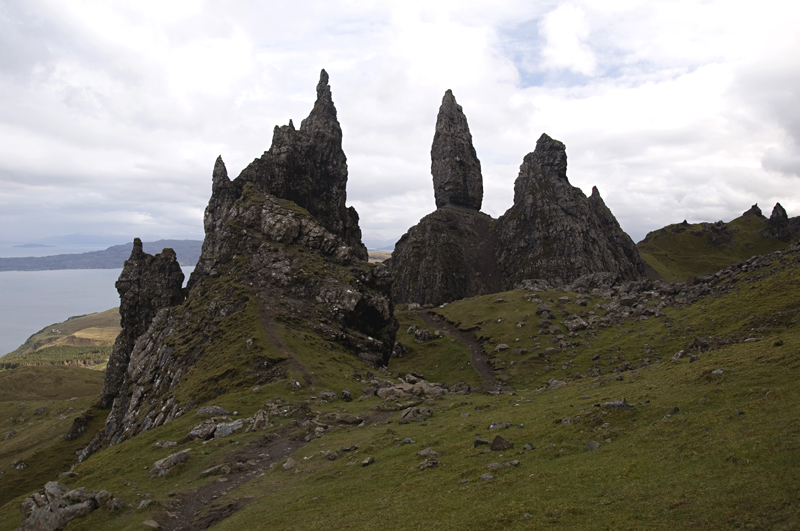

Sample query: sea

[0,266,194,357]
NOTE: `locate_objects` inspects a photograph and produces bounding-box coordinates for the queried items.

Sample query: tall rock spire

[431,90,483,211]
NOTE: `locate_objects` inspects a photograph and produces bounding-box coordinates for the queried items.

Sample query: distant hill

[1,308,120,366]
[0,239,202,271]
[637,203,799,282]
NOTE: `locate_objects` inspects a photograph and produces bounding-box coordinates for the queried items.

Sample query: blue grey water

[0,267,194,357]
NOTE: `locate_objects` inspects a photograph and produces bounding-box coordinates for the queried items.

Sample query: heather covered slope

[638,203,799,282]
[2,243,799,530]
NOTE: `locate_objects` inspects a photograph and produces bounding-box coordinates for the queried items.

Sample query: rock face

[431,90,483,210]
[100,239,185,408]
[81,70,397,456]
[496,134,647,288]
[392,125,647,305]
[391,206,502,306]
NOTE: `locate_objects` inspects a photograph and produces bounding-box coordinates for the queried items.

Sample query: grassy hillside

[637,213,790,282]
[0,366,106,507]
[1,248,800,529]
[1,308,120,368]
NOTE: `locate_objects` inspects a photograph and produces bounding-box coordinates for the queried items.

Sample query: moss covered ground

[1,251,799,529]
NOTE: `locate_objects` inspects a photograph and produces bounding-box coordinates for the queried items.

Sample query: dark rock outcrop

[81,70,397,456]
[230,69,366,259]
[763,202,799,242]
[742,204,765,218]
[390,206,502,306]
[392,103,646,305]
[99,239,185,408]
[496,134,647,288]
[431,90,483,211]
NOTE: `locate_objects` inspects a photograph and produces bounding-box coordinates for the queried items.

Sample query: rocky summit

[392,107,647,305]
[83,70,397,456]
[496,133,648,288]
[431,90,483,210]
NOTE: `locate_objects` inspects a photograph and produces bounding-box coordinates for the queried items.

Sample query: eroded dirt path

[416,310,501,389]
[159,426,308,531]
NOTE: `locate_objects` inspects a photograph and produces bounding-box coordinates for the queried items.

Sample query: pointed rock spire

[212,156,229,191]
[431,89,483,210]
[770,202,788,223]
[301,69,339,133]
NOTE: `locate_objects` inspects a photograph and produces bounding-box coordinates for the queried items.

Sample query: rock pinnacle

[431,89,483,210]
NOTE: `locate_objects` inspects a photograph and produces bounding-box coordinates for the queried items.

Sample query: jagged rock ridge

[230,70,366,258]
[83,70,397,456]
[100,239,185,408]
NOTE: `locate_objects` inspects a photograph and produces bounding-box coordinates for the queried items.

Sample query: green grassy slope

[1,249,800,529]
[637,214,790,282]
[0,366,106,507]
[1,308,120,367]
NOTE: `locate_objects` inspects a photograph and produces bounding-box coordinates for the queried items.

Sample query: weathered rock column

[99,239,185,408]
[431,90,483,210]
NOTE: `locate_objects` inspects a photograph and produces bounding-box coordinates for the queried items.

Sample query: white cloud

[0,0,799,247]
[540,4,596,75]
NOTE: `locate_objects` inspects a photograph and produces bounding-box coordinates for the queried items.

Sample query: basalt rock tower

[391,91,503,306]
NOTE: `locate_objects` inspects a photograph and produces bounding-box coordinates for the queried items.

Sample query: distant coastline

[0,239,202,272]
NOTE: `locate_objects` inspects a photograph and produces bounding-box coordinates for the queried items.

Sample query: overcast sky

[1,0,798,249]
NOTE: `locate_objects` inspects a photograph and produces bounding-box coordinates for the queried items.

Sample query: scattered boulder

[64,413,92,442]
[400,407,433,423]
[417,448,439,458]
[318,390,337,402]
[491,436,513,451]
[602,398,634,410]
[197,406,230,416]
[362,456,375,466]
[19,481,122,531]
[283,458,298,470]
[184,420,217,442]
[214,419,244,438]
[150,450,190,478]
[585,441,601,451]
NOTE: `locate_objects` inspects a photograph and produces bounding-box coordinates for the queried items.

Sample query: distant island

[12,243,54,248]
[0,239,203,271]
